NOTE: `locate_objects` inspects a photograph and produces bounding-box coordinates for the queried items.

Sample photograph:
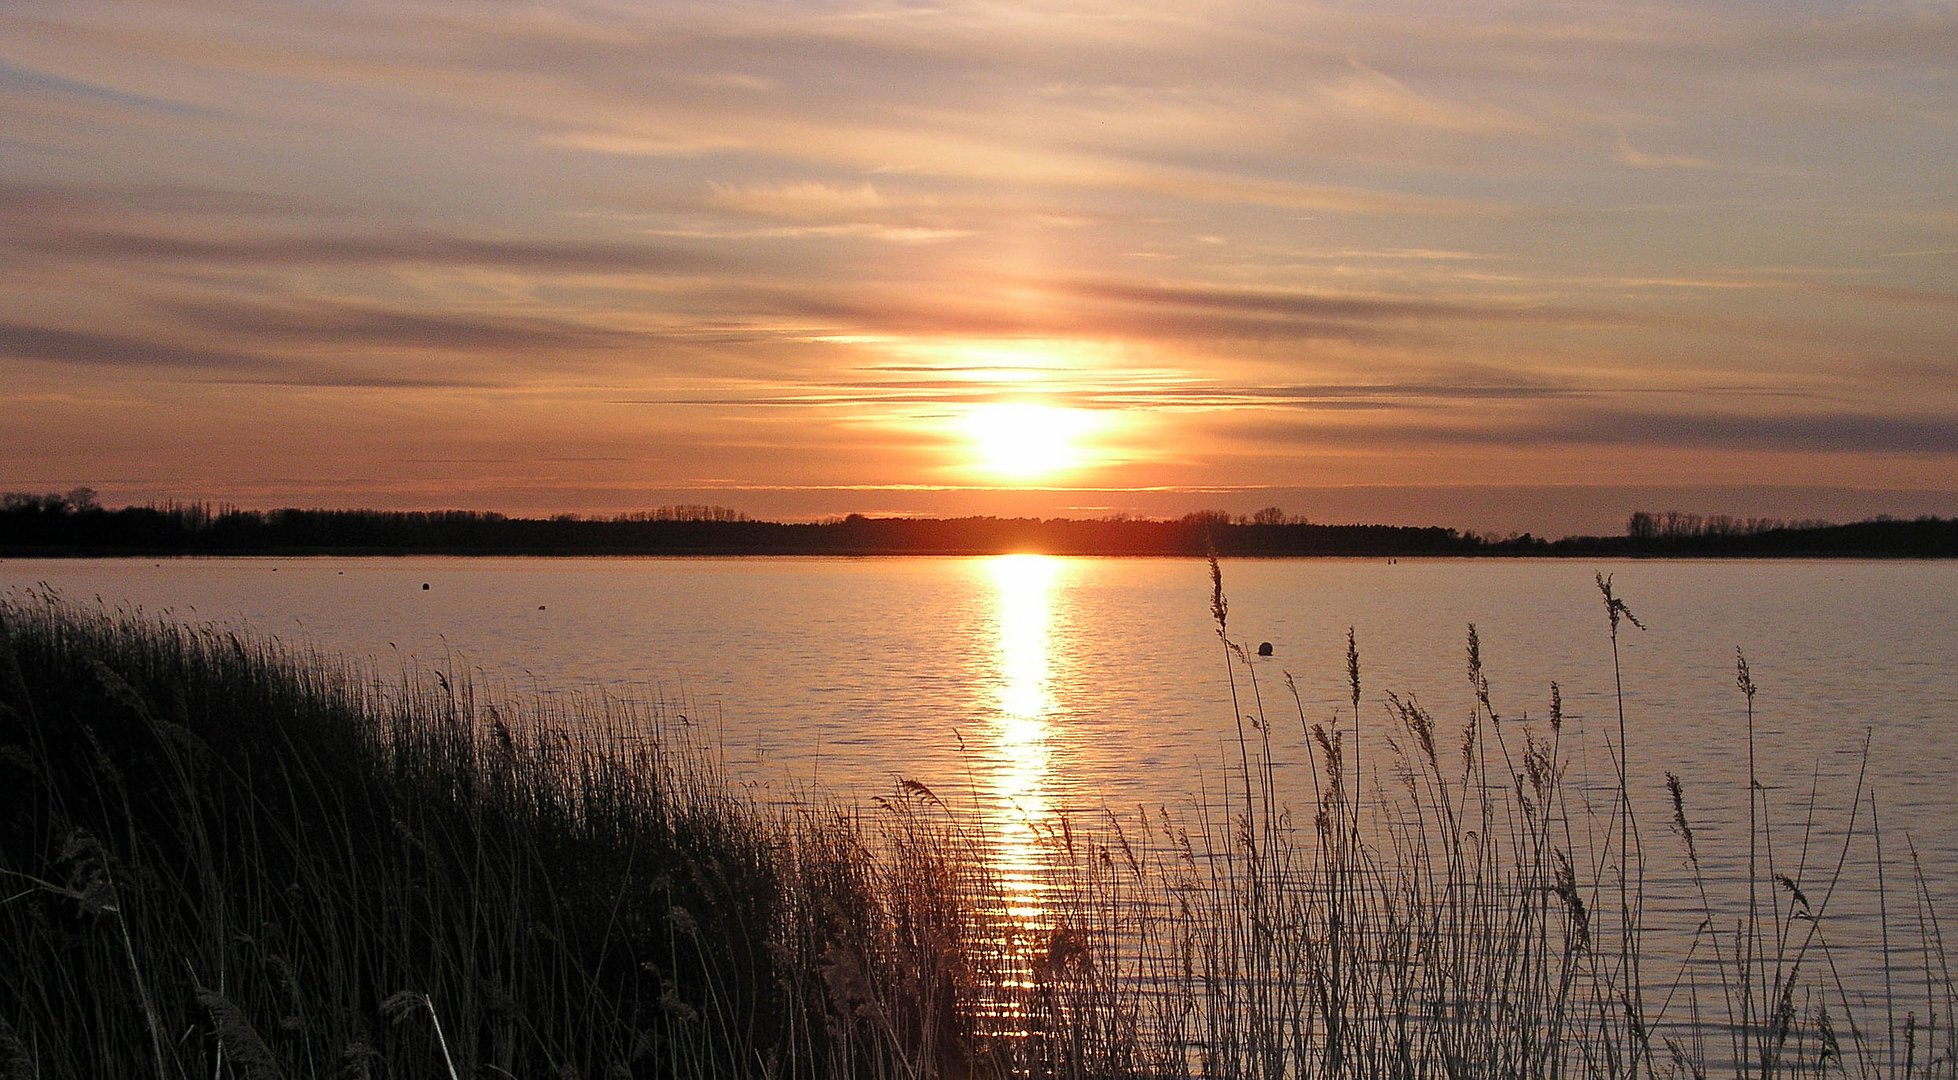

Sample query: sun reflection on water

[985,553,1061,924]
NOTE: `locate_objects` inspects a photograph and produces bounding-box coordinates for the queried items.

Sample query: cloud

[0,322,266,372]
[1330,52,1544,136]
[682,180,979,244]
[1806,283,1958,309]
[708,181,890,219]
[545,129,746,158]
[670,223,973,244]
[0,321,490,387]
[708,285,1397,343]
[28,227,736,275]
[1239,404,1958,456]
[1614,131,1717,170]
[644,375,1578,414]
[1556,408,1958,454]
[0,180,336,227]
[642,271,1667,349]
[156,297,633,352]
[1056,279,1628,326]
[0,184,740,280]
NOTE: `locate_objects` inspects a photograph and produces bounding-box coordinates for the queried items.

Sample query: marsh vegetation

[0,569,1948,1078]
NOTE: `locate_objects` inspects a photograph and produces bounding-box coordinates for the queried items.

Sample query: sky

[2,0,1954,537]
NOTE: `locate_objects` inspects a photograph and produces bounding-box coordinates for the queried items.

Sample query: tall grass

[0,590,999,1078]
[989,562,1954,1079]
[1,568,1950,1079]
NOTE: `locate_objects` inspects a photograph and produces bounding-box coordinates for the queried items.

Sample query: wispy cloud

[23,227,737,275]
[1614,131,1717,170]
[1054,279,1633,327]
[0,322,266,372]
[1331,52,1545,137]
[708,181,891,219]
[1238,405,1958,456]
[155,297,632,352]
[0,322,489,387]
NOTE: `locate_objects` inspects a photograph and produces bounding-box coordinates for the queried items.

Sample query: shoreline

[6,505,1953,559]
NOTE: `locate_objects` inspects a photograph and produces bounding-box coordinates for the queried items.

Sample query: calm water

[7,555,1955,972]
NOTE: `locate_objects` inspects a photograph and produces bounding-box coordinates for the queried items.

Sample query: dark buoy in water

[1257,641,1274,657]
[422,583,430,590]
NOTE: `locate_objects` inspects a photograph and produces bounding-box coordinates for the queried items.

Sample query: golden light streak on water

[985,553,1061,925]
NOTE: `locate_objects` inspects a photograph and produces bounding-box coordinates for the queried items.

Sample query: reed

[0,591,989,1078]
[0,569,1948,1079]
[990,567,1954,1079]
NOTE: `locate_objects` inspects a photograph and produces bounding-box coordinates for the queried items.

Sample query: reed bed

[0,567,1949,1079]
[0,589,990,1079]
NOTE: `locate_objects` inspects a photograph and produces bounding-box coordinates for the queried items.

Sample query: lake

[6,554,1954,1001]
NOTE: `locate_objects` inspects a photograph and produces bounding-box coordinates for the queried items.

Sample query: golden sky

[2,0,1953,534]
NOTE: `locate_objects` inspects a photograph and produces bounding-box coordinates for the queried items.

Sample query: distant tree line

[1484,510,1957,558]
[0,495,1467,556]
[614,505,754,523]
[1,491,1951,557]
[1623,510,1834,540]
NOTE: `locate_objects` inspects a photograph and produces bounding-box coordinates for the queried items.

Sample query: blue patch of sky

[0,59,215,117]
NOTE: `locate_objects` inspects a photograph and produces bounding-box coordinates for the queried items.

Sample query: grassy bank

[0,592,1010,1078]
[1,576,1950,1078]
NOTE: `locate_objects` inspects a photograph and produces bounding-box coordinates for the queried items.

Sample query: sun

[959,402,1100,483]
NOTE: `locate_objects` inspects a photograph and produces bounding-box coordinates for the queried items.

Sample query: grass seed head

[1552,851,1590,952]
[195,988,285,1080]
[1596,572,1646,638]
[1736,648,1757,702]
[1665,772,1698,866]
[1207,550,1227,636]
[1345,628,1360,713]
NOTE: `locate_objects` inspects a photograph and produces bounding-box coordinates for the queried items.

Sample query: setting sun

[959,403,1101,484]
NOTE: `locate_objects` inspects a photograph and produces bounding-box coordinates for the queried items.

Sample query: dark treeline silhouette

[0,494,1468,555]
[1539,510,1958,558]
[1465,508,1957,558]
[1622,509,1838,540]
[2,490,1952,557]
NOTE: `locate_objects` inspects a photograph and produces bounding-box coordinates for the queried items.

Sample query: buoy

[1258,641,1274,657]
[422,583,430,590]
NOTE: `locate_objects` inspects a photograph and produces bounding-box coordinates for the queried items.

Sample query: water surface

[7,555,1953,959]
